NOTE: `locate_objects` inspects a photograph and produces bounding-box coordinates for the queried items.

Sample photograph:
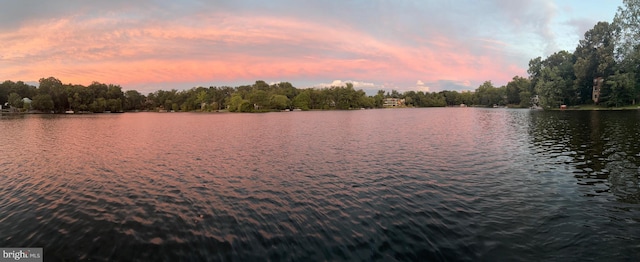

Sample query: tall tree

[613,0,640,61]
[124,90,145,111]
[31,94,54,111]
[532,51,576,107]
[573,21,616,104]
[292,90,311,110]
[505,76,531,106]
[475,81,504,106]
[39,77,68,112]
[7,92,23,108]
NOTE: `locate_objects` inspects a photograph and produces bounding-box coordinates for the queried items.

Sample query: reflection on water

[0,109,639,261]
[530,110,640,203]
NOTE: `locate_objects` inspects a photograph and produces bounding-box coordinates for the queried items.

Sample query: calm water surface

[1,108,639,261]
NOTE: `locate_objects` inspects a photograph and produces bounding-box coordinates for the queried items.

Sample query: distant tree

[475,81,504,106]
[228,94,248,112]
[359,95,375,108]
[0,80,11,105]
[270,94,290,110]
[7,92,23,108]
[107,98,123,112]
[248,89,269,110]
[124,90,145,111]
[505,76,531,106]
[252,80,270,91]
[292,90,311,110]
[273,81,298,99]
[31,94,54,111]
[374,89,385,107]
[195,90,208,110]
[39,77,68,112]
[90,97,107,113]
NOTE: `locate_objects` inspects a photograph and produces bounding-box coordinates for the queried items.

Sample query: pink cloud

[0,12,526,92]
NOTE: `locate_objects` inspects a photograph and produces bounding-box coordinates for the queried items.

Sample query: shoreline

[547,105,640,111]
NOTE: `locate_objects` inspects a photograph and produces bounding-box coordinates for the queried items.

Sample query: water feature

[1,108,639,261]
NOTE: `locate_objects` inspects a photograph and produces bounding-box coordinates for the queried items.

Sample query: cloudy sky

[0,0,621,94]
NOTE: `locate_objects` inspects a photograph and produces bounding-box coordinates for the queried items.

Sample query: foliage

[603,71,636,107]
[270,94,290,110]
[292,90,311,110]
[7,92,23,108]
[475,81,505,106]
[614,0,640,61]
[573,22,616,104]
[532,51,576,107]
[32,94,54,111]
[505,76,530,106]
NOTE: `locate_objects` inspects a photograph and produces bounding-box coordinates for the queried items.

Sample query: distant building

[383,98,405,107]
[593,77,603,104]
[22,97,32,110]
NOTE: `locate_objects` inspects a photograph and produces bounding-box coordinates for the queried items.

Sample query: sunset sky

[1,0,621,94]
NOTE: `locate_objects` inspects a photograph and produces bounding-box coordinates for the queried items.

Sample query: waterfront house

[383,98,405,107]
[593,77,603,104]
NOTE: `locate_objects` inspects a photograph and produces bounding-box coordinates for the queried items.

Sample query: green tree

[535,67,566,108]
[252,80,270,91]
[359,95,375,108]
[39,77,68,112]
[292,90,311,110]
[532,51,576,107]
[614,8,640,105]
[505,76,531,106]
[270,94,290,110]
[7,92,23,109]
[248,89,269,110]
[31,94,54,111]
[440,90,461,106]
[0,80,11,106]
[374,90,385,108]
[228,94,250,112]
[475,81,504,106]
[124,90,145,111]
[614,0,640,61]
[528,57,543,91]
[107,98,123,112]
[603,71,635,107]
[519,91,533,108]
[195,90,208,110]
[90,97,107,113]
[573,21,616,104]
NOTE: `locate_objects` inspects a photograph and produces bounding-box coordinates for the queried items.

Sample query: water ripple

[0,110,639,260]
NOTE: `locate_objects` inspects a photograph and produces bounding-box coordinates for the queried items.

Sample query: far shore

[4,105,640,115]
[547,104,640,111]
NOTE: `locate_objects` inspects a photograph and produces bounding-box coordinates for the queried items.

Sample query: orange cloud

[0,12,525,93]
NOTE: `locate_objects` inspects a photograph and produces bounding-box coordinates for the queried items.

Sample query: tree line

[437,0,640,109]
[0,77,129,113]
[505,0,640,108]
[0,75,534,112]
[0,78,467,113]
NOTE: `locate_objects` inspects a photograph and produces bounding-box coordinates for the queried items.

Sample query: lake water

[1,108,639,261]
